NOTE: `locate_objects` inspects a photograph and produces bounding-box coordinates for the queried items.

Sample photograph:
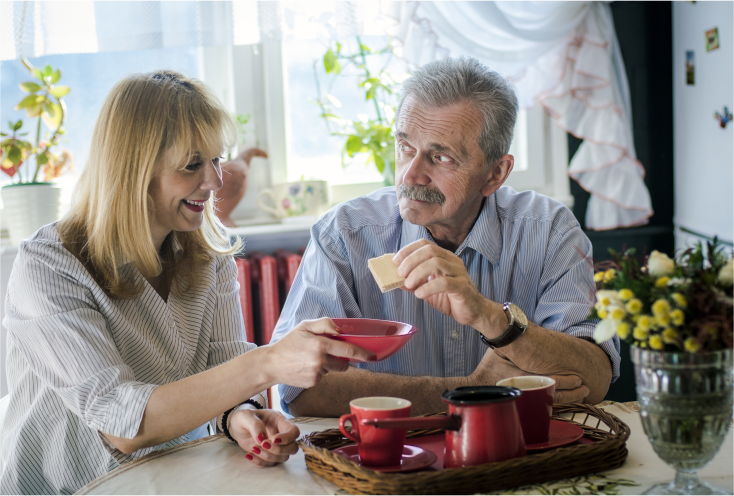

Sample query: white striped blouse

[272,186,620,411]
[0,224,256,495]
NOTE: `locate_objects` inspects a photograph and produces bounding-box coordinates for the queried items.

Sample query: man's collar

[400,194,502,266]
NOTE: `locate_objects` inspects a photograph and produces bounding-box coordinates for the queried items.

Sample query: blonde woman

[0,71,373,495]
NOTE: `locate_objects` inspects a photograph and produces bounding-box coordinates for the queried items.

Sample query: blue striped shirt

[271,187,620,410]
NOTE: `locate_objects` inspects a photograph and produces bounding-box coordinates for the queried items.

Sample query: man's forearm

[495,323,612,404]
[288,367,468,418]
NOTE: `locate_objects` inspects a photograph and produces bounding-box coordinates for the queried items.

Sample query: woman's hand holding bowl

[262,317,376,389]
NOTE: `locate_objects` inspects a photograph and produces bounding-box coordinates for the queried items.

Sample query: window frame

[199,42,573,223]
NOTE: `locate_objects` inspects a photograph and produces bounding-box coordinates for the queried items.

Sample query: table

[76,402,733,495]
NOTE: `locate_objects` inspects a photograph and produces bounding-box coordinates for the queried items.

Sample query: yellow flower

[670,309,685,326]
[594,272,605,283]
[619,289,634,301]
[657,312,671,326]
[603,269,616,283]
[598,309,608,319]
[640,341,648,348]
[626,299,643,315]
[637,315,652,331]
[633,327,649,341]
[610,306,626,321]
[649,335,664,350]
[662,328,678,344]
[671,293,687,308]
[655,277,671,288]
[652,299,671,317]
[684,338,701,353]
[617,322,631,339]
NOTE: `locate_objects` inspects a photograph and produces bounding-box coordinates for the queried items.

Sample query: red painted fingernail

[252,446,261,454]
[274,438,282,444]
[257,433,266,442]
[262,442,272,450]
[245,454,253,461]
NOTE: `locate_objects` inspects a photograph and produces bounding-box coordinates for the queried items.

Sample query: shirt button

[168,318,176,328]
[450,330,459,340]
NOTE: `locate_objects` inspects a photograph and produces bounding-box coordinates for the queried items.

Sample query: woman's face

[147,148,223,251]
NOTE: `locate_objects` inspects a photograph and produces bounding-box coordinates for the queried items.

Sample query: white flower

[718,259,734,287]
[647,250,675,277]
[667,277,691,286]
[593,318,618,344]
[596,290,622,308]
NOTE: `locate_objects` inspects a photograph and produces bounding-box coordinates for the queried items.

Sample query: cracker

[367,253,405,293]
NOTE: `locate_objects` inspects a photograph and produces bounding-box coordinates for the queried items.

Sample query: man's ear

[480,154,514,197]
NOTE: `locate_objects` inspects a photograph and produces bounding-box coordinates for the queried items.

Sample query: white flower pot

[1,183,62,246]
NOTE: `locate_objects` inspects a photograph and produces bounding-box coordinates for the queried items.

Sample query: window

[0,47,202,200]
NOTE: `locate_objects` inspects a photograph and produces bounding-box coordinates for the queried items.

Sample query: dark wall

[568,2,674,402]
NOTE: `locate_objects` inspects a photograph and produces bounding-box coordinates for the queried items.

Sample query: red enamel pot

[361,386,526,468]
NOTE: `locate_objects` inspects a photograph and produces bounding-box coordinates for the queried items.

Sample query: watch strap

[480,303,527,349]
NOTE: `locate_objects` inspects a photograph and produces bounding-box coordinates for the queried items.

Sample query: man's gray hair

[396,57,518,167]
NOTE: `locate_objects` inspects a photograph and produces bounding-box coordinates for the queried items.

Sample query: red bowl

[328,318,418,362]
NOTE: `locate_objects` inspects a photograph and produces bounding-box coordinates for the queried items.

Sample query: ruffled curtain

[0,1,388,60]
[388,1,652,230]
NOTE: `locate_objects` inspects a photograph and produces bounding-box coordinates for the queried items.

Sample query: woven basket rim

[299,403,631,494]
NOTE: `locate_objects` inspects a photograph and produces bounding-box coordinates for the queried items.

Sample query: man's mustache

[397,184,446,206]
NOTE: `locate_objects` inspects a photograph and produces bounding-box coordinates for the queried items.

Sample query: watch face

[510,304,528,326]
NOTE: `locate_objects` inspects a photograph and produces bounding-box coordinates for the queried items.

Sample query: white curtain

[0,1,389,60]
[388,1,653,231]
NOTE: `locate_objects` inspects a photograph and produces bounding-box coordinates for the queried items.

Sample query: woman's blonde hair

[59,70,240,299]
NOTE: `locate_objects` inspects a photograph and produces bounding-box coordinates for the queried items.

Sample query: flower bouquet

[590,241,733,495]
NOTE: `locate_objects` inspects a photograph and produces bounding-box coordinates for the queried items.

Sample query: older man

[270,57,619,417]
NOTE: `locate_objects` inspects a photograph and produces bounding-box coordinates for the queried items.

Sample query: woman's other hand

[228,408,299,466]
[262,318,375,389]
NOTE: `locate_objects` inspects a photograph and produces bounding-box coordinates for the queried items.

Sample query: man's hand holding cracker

[392,239,498,333]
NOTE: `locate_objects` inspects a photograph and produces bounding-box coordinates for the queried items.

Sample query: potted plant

[1,59,73,245]
[313,37,407,186]
[592,242,733,495]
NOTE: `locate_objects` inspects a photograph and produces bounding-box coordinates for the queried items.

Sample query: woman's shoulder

[15,223,94,286]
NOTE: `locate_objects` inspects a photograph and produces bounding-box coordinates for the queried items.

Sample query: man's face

[394,95,493,241]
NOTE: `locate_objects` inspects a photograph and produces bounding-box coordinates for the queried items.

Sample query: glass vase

[632,348,733,495]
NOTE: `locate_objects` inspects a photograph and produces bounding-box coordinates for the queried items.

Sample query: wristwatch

[480,302,529,349]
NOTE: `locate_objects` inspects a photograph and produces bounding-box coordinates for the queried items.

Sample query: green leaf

[15,94,39,110]
[49,85,70,98]
[26,102,43,118]
[20,82,42,93]
[31,67,44,81]
[50,69,61,84]
[12,120,23,131]
[346,135,363,157]
[7,145,22,164]
[43,65,53,77]
[365,86,377,100]
[335,41,342,54]
[323,49,337,74]
[360,44,371,53]
[373,152,385,173]
[42,102,63,129]
[0,132,7,137]
[37,151,49,165]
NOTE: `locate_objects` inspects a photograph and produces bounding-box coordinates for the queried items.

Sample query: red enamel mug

[338,397,412,467]
[362,386,526,468]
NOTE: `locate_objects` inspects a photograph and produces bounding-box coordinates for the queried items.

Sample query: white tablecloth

[76,403,733,495]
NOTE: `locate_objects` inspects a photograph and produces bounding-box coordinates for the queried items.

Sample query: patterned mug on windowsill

[257,180,330,219]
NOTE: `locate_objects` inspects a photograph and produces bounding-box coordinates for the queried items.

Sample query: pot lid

[441,386,521,405]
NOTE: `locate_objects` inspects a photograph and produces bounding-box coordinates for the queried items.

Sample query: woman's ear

[480,154,514,197]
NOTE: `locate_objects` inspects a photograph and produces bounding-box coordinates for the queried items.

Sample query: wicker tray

[299,403,630,495]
